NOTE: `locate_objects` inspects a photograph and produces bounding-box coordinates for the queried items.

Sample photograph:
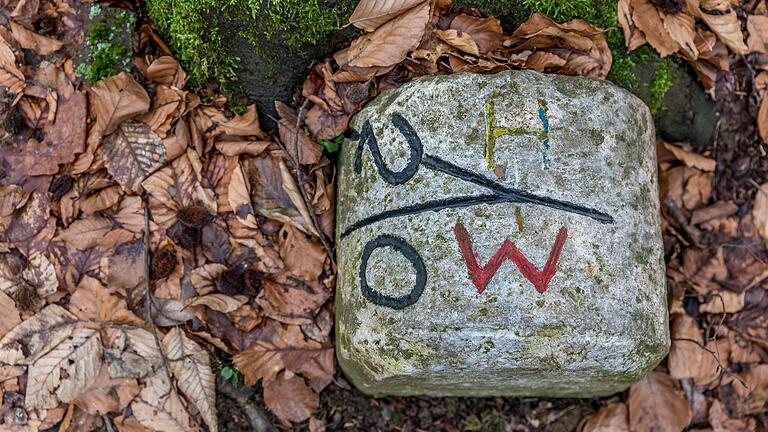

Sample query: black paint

[354,114,424,185]
[359,235,427,310]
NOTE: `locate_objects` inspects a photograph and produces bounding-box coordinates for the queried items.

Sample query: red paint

[453,223,568,294]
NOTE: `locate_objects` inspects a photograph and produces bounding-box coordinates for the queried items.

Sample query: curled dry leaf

[348,0,425,32]
[336,1,430,69]
[9,21,63,55]
[628,371,692,432]
[696,0,748,55]
[186,293,248,313]
[161,327,218,432]
[145,56,188,87]
[663,142,716,172]
[449,14,504,54]
[581,402,629,432]
[0,28,25,94]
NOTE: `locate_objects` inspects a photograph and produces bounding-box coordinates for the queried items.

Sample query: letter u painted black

[354,114,424,185]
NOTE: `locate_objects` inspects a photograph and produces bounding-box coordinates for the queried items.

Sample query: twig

[102,415,115,432]
[672,337,749,389]
[217,376,275,432]
[274,99,335,256]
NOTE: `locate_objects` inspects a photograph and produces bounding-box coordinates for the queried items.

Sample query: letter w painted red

[453,223,568,294]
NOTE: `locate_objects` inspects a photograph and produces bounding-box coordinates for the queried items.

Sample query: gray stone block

[335,70,669,397]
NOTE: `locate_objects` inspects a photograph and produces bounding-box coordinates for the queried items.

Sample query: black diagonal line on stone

[422,154,615,224]
[340,154,615,239]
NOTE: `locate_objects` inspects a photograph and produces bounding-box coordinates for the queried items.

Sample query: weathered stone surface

[335,70,669,397]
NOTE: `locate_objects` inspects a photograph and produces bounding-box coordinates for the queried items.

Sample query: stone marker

[335,70,670,397]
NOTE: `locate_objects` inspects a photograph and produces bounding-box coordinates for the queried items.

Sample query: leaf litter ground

[0,0,767,431]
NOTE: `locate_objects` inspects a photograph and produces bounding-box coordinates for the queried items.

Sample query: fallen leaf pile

[304,0,613,141]
[0,0,335,429]
[1,0,768,430]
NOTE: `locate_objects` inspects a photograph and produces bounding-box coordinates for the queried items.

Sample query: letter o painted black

[359,235,426,310]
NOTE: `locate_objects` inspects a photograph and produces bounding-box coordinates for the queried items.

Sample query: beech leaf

[348,0,425,32]
[104,121,169,193]
[628,371,692,432]
[26,327,102,409]
[162,328,218,432]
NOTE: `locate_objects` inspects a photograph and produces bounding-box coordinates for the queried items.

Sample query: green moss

[648,57,675,116]
[146,0,356,87]
[76,7,135,83]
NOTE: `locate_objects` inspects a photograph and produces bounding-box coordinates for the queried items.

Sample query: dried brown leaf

[700,289,745,313]
[0,35,25,95]
[264,373,319,423]
[104,121,168,193]
[710,399,756,431]
[279,225,326,282]
[0,304,77,365]
[663,142,716,172]
[747,15,768,53]
[696,0,748,54]
[581,402,629,432]
[434,29,479,55]
[669,314,703,379]
[161,327,217,432]
[631,0,680,56]
[752,182,768,240]
[73,365,140,415]
[58,217,113,250]
[186,293,248,313]
[256,273,330,325]
[145,56,188,87]
[26,327,102,409]
[10,21,63,55]
[628,371,692,432]
[0,291,20,340]
[348,0,425,31]
[90,72,150,137]
[336,1,430,68]
[449,14,504,53]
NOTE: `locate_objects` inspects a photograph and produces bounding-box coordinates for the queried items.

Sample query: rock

[72,5,135,83]
[633,58,718,149]
[335,70,669,397]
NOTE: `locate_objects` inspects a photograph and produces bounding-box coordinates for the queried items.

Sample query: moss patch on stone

[145,0,357,87]
[75,6,135,83]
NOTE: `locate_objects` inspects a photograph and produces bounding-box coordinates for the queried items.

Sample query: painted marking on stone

[453,223,568,294]
[484,101,550,171]
[344,113,613,239]
[359,234,426,310]
[538,99,551,168]
[514,206,525,234]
